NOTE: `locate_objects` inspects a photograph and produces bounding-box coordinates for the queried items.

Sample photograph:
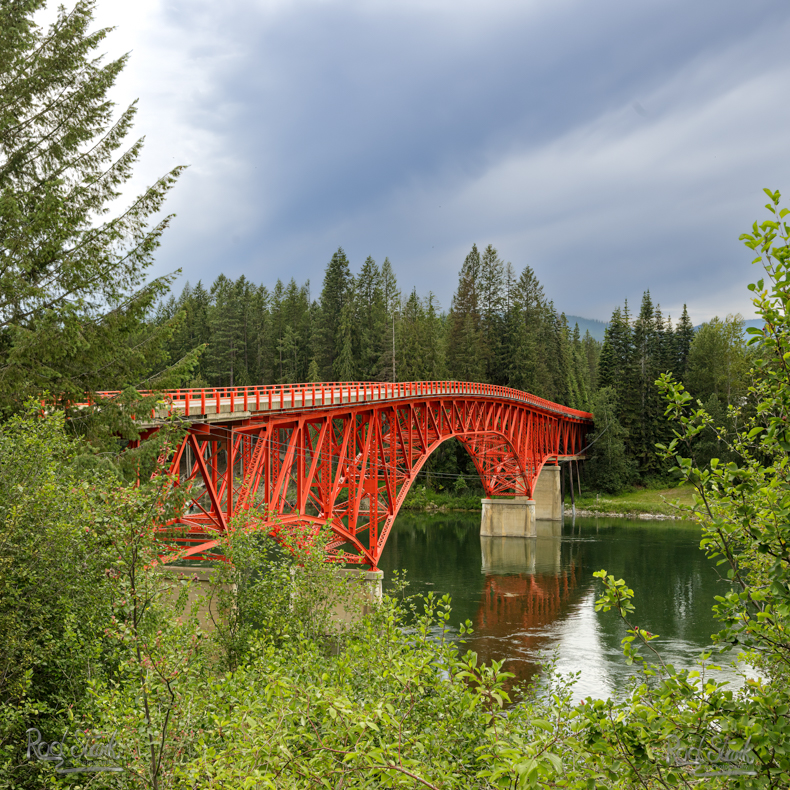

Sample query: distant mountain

[565,315,608,342]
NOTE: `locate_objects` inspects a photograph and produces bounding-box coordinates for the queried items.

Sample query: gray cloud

[110,0,790,322]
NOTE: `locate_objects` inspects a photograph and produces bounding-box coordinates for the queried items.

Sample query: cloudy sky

[86,0,790,323]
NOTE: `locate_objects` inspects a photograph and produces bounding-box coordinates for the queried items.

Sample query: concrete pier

[480,497,536,537]
[331,568,383,626]
[533,464,562,520]
[159,565,231,632]
[480,464,564,537]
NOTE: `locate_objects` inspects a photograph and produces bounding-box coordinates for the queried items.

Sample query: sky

[79,0,790,323]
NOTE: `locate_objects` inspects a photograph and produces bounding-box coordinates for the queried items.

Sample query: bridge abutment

[330,568,384,627]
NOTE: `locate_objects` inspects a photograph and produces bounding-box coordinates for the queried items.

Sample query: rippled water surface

[378,513,744,700]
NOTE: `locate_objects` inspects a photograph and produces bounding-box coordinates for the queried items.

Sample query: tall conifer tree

[674,304,695,380]
[316,248,353,379]
[356,257,387,380]
[0,0,189,410]
[447,244,483,381]
[378,258,400,381]
[479,244,506,384]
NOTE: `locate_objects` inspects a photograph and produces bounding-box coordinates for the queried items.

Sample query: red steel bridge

[112,381,592,569]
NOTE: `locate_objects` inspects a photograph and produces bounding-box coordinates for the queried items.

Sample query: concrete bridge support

[533,464,562,521]
[480,497,536,537]
[480,464,563,537]
[331,568,383,627]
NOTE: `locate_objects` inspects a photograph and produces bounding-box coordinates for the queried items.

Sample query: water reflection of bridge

[470,524,585,687]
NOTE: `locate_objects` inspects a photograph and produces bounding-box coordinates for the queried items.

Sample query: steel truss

[142,386,591,569]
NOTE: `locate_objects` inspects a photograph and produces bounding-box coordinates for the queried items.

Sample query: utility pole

[392,310,396,383]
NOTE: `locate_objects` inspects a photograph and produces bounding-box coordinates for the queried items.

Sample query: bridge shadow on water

[379,513,732,701]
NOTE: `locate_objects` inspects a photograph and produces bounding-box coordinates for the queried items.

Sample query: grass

[401,481,699,518]
[568,484,697,517]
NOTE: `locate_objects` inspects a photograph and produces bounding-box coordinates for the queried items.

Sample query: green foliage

[0,406,115,786]
[0,403,190,788]
[584,387,634,493]
[686,313,752,405]
[563,188,790,788]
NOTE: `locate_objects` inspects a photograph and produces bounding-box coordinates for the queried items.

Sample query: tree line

[156,244,597,410]
[154,245,600,491]
[589,294,754,492]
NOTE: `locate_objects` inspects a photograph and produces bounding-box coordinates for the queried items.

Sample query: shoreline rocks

[566,507,683,521]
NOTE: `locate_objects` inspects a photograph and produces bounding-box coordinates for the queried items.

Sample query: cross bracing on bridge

[88,381,593,569]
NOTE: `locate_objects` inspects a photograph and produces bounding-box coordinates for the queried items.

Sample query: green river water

[378,513,745,701]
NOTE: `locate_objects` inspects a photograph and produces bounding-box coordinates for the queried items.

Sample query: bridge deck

[90,380,592,427]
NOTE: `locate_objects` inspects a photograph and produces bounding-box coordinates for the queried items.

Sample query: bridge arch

[114,381,592,568]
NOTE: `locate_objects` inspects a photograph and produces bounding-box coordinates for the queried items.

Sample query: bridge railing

[83,381,593,423]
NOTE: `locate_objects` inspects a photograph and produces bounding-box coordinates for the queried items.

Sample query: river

[378,512,745,701]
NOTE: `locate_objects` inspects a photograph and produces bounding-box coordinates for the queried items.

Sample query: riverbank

[566,485,696,519]
[401,483,698,519]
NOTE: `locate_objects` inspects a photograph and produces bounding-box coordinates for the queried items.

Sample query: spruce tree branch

[0,54,111,156]
[7,101,138,204]
[0,2,96,112]
[0,199,177,327]
[1,89,118,190]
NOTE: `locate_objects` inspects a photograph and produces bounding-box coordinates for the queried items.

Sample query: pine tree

[572,323,590,410]
[581,329,600,392]
[584,387,633,492]
[248,284,271,385]
[478,244,506,384]
[631,292,663,474]
[397,289,426,381]
[507,266,552,396]
[423,293,445,380]
[206,275,244,386]
[333,299,357,381]
[599,302,638,466]
[378,257,400,381]
[282,278,312,382]
[235,275,255,384]
[277,325,300,383]
[356,256,387,380]
[270,280,286,382]
[550,311,578,407]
